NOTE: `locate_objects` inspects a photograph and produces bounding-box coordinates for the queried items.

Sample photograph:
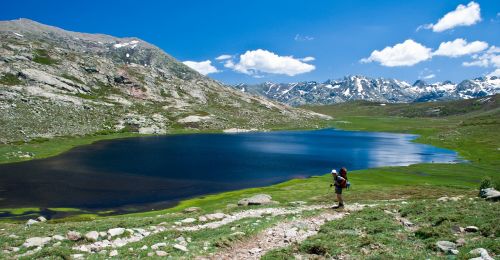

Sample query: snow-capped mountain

[233,75,500,106]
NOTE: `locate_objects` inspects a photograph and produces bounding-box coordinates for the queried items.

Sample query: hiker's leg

[338,194,344,206]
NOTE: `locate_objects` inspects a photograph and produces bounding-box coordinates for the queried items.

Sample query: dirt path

[200,204,365,260]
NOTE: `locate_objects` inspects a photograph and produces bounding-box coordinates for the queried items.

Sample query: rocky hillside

[0,19,326,144]
[234,75,500,106]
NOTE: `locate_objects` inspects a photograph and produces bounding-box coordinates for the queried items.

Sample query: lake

[0,129,460,217]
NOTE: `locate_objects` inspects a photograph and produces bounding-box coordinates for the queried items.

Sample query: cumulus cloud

[301,56,315,62]
[433,38,488,57]
[215,54,232,61]
[360,39,432,67]
[487,68,500,77]
[420,1,481,32]
[224,49,315,76]
[182,60,219,75]
[462,46,500,68]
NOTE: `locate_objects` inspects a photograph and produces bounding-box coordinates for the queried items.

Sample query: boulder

[465,226,479,232]
[66,231,82,241]
[26,219,38,226]
[183,207,201,213]
[108,228,125,237]
[238,194,273,206]
[173,244,188,252]
[479,188,500,201]
[469,248,494,260]
[36,216,47,222]
[84,231,99,241]
[436,241,456,253]
[23,237,52,248]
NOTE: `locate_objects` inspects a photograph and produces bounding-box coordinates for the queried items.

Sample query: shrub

[0,73,22,85]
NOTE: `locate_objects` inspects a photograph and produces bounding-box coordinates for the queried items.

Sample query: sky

[1,0,499,84]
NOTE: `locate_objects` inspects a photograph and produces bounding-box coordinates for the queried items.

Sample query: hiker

[330,167,348,208]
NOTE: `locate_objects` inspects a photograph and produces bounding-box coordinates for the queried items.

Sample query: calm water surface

[0,129,459,215]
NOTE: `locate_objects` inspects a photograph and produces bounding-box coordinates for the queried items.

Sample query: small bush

[479,177,493,195]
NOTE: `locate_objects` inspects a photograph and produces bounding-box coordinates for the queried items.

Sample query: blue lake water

[0,129,459,215]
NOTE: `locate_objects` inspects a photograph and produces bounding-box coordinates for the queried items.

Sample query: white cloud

[422,1,481,32]
[422,74,436,79]
[433,38,488,57]
[431,2,481,32]
[182,60,219,75]
[301,56,315,62]
[215,54,232,61]
[487,68,500,77]
[360,39,432,67]
[224,49,315,76]
[462,46,500,68]
[294,34,314,41]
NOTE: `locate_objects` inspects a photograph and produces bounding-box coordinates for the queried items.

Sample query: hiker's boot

[338,203,344,208]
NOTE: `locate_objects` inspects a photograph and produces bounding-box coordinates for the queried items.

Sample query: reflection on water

[0,129,460,215]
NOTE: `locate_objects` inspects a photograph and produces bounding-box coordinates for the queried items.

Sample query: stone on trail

[183,207,201,213]
[109,249,118,256]
[151,242,166,250]
[436,241,457,253]
[181,217,197,224]
[108,227,125,237]
[67,231,82,241]
[173,244,188,252]
[23,237,52,248]
[84,231,99,241]
[238,194,273,206]
[36,216,47,222]
[140,245,148,250]
[156,250,168,256]
[52,234,65,241]
[71,254,85,259]
[203,212,226,221]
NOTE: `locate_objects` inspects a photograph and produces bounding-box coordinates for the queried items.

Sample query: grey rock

[84,231,99,241]
[107,227,125,237]
[183,207,201,213]
[109,249,118,256]
[156,250,168,256]
[173,244,188,252]
[469,248,494,260]
[238,194,273,206]
[52,235,65,241]
[26,219,38,226]
[480,188,500,201]
[436,241,457,253]
[465,226,479,232]
[66,231,82,241]
[36,216,47,222]
[151,242,166,250]
[23,237,52,248]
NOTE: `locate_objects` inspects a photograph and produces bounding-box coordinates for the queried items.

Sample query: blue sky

[1,0,499,84]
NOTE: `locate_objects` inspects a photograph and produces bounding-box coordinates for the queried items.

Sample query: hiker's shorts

[335,187,343,194]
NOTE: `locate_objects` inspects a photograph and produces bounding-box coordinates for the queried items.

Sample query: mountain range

[0,19,324,144]
[233,75,500,106]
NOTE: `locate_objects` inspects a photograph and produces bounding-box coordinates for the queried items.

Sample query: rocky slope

[0,19,325,144]
[234,75,500,106]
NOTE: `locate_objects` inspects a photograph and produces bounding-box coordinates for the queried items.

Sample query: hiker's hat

[331,169,337,174]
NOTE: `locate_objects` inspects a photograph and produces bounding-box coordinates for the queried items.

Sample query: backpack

[339,168,348,188]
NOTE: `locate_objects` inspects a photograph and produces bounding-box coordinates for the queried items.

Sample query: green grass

[263,199,499,259]
[32,49,58,65]
[0,73,22,85]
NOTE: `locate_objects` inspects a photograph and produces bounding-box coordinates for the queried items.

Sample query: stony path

[199,204,366,260]
[72,204,351,253]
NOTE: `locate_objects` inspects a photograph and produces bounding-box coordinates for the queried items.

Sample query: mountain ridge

[0,19,324,146]
[233,75,500,106]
